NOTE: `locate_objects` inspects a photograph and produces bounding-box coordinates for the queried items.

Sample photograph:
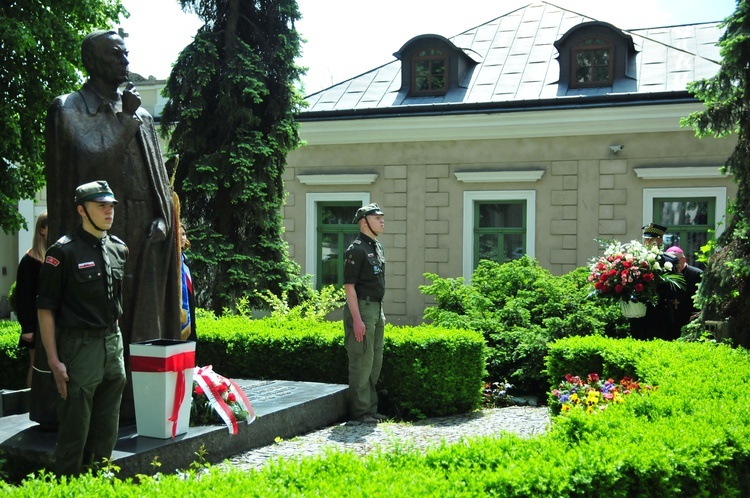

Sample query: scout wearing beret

[37,180,128,476]
[343,203,388,424]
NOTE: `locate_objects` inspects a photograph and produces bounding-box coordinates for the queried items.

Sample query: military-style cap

[74,180,118,205]
[642,223,667,237]
[352,203,384,223]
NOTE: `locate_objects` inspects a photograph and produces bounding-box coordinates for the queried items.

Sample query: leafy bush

[421,257,628,394]
[0,320,27,390]
[8,281,17,313]
[237,284,346,321]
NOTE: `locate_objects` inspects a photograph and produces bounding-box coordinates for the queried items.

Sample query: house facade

[282,2,737,325]
[1,3,737,328]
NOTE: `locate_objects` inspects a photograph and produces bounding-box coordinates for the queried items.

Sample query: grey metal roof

[302,1,722,115]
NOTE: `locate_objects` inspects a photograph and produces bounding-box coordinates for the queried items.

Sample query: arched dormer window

[413,48,448,95]
[395,35,478,98]
[554,22,636,94]
[573,37,613,87]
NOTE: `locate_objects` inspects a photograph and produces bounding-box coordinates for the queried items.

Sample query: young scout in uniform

[343,203,387,424]
[37,181,128,476]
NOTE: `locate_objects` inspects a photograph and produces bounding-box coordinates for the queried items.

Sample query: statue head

[81,30,130,86]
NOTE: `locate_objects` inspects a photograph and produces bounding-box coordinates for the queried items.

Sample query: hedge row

[4,337,749,496]
[195,315,487,419]
[0,316,487,419]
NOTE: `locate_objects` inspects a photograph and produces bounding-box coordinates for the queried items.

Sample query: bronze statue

[33,30,181,426]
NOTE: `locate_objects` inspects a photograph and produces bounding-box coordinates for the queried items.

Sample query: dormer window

[554,22,637,94]
[395,35,478,98]
[573,38,613,87]
[413,48,448,95]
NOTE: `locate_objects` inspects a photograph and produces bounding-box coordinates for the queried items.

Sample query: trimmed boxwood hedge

[0,316,487,420]
[195,315,487,419]
[3,337,749,496]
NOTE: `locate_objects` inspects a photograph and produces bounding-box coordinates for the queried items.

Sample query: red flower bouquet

[588,240,683,308]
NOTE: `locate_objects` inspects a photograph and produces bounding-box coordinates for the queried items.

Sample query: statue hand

[148,218,167,242]
[122,82,142,115]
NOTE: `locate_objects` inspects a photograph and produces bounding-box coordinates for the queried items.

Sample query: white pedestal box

[129,339,196,439]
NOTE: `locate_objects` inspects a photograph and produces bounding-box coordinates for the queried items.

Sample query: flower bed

[550,372,656,414]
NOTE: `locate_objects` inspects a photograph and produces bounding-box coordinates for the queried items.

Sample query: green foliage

[420,257,627,394]
[0,0,126,234]
[161,0,309,313]
[8,282,16,313]
[681,1,750,345]
[4,339,750,496]
[0,320,28,390]
[380,325,486,419]
[195,316,485,419]
[237,282,346,321]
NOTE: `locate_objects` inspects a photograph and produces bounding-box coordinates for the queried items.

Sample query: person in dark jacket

[629,223,680,340]
[664,245,703,337]
[15,211,48,387]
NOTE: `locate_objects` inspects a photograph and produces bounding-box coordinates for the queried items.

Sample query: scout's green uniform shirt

[37,226,127,327]
[344,233,386,300]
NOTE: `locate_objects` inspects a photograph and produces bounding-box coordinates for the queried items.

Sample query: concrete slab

[0,379,347,481]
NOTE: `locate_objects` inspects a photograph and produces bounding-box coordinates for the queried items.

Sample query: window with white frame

[306,193,369,289]
[463,191,536,281]
[643,187,727,266]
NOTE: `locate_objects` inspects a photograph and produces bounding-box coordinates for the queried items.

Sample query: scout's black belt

[61,325,117,338]
[359,296,382,303]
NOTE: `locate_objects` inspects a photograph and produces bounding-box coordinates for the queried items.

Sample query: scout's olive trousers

[54,328,126,476]
[344,299,385,419]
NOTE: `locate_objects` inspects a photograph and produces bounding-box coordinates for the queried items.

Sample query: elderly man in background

[664,246,704,337]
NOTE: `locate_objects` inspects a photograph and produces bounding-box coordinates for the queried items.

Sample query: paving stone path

[224,406,550,471]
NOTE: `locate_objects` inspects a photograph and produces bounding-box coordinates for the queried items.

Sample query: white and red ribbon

[193,365,255,434]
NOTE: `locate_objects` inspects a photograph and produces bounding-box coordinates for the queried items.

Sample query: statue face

[91,34,130,86]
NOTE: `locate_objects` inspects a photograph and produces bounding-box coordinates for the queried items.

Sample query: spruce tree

[682,0,750,346]
[161,0,310,312]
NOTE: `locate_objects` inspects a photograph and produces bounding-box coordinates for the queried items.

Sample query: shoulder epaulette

[346,239,362,252]
[109,234,127,246]
[55,235,73,246]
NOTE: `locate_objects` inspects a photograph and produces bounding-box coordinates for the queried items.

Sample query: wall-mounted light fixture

[609,145,624,156]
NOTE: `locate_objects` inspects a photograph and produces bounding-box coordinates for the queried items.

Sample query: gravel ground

[223,405,551,472]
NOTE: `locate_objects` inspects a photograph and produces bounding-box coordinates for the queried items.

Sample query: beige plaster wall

[284,128,737,326]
